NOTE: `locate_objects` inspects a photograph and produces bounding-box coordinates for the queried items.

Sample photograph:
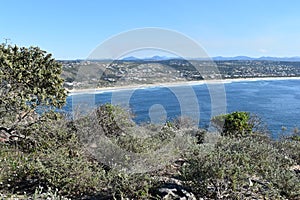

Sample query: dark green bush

[211,111,253,137]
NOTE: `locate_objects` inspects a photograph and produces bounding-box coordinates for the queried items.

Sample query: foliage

[0,116,107,198]
[181,135,300,199]
[274,129,300,165]
[275,140,300,165]
[211,111,254,137]
[0,113,159,199]
[0,44,67,143]
[163,117,206,144]
[1,105,300,199]
[0,186,71,200]
[107,172,157,199]
[290,128,300,142]
[94,103,135,137]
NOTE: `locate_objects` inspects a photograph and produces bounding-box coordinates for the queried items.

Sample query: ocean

[65,79,300,138]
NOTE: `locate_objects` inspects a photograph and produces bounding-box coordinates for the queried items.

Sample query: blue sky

[1,0,300,59]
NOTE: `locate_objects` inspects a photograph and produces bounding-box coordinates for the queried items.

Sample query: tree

[0,44,67,142]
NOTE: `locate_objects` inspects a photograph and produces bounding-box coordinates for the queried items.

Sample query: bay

[65,79,300,138]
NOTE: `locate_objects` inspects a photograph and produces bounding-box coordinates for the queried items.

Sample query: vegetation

[211,111,254,137]
[0,45,299,199]
[0,44,67,144]
[182,136,299,199]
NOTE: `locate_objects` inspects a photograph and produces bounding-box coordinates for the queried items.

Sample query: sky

[1,0,300,59]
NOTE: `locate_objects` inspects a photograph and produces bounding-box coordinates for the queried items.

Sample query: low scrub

[181,135,300,199]
[0,107,299,199]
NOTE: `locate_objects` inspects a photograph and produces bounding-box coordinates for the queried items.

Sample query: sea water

[65,79,300,138]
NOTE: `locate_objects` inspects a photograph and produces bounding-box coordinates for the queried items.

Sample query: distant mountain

[121,55,174,61]
[144,56,173,61]
[212,56,300,62]
[121,56,141,61]
[256,56,300,62]
[212,56,253,61]
[120,55,300,62]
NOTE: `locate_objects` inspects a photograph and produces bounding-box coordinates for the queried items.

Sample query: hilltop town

[60,59,300,89]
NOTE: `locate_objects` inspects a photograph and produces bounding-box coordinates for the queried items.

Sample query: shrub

[107,171,157,199]
[211,111,253,137]
[0,115,109,198]
[275,139,300,165]
[289,128,300,142]
[94,103,134,137]
[181,136,300,199]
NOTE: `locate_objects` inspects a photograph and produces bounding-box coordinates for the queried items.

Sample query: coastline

[67,76,300,95]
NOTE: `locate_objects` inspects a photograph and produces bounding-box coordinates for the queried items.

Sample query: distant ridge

[211,56,300,61]
[121,55,300,62]
[121,55,173,61]
[211,56,254,61]
[63,56,300,62]
[121,56,141,61]
[255,56,300,61]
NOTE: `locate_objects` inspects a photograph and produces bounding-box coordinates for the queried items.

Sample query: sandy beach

[67,76,300,95]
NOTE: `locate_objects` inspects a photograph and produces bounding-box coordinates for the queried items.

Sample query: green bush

[211,111,253,137]
[181,136,300,199]
[275,140,300,165]
[107,172,157,199]
[115,134,162,154]
[289,128,300,142]
[0,115,109,198]
[95,103,135,137]
[0,112,161,199]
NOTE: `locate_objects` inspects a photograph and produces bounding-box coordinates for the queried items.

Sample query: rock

[290,165,300,173]
[156,182,196,200]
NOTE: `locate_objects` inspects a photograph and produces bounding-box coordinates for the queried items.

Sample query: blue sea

[65,79,300,138]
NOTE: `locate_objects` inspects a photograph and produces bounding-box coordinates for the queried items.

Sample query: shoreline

[67,76,300,95]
